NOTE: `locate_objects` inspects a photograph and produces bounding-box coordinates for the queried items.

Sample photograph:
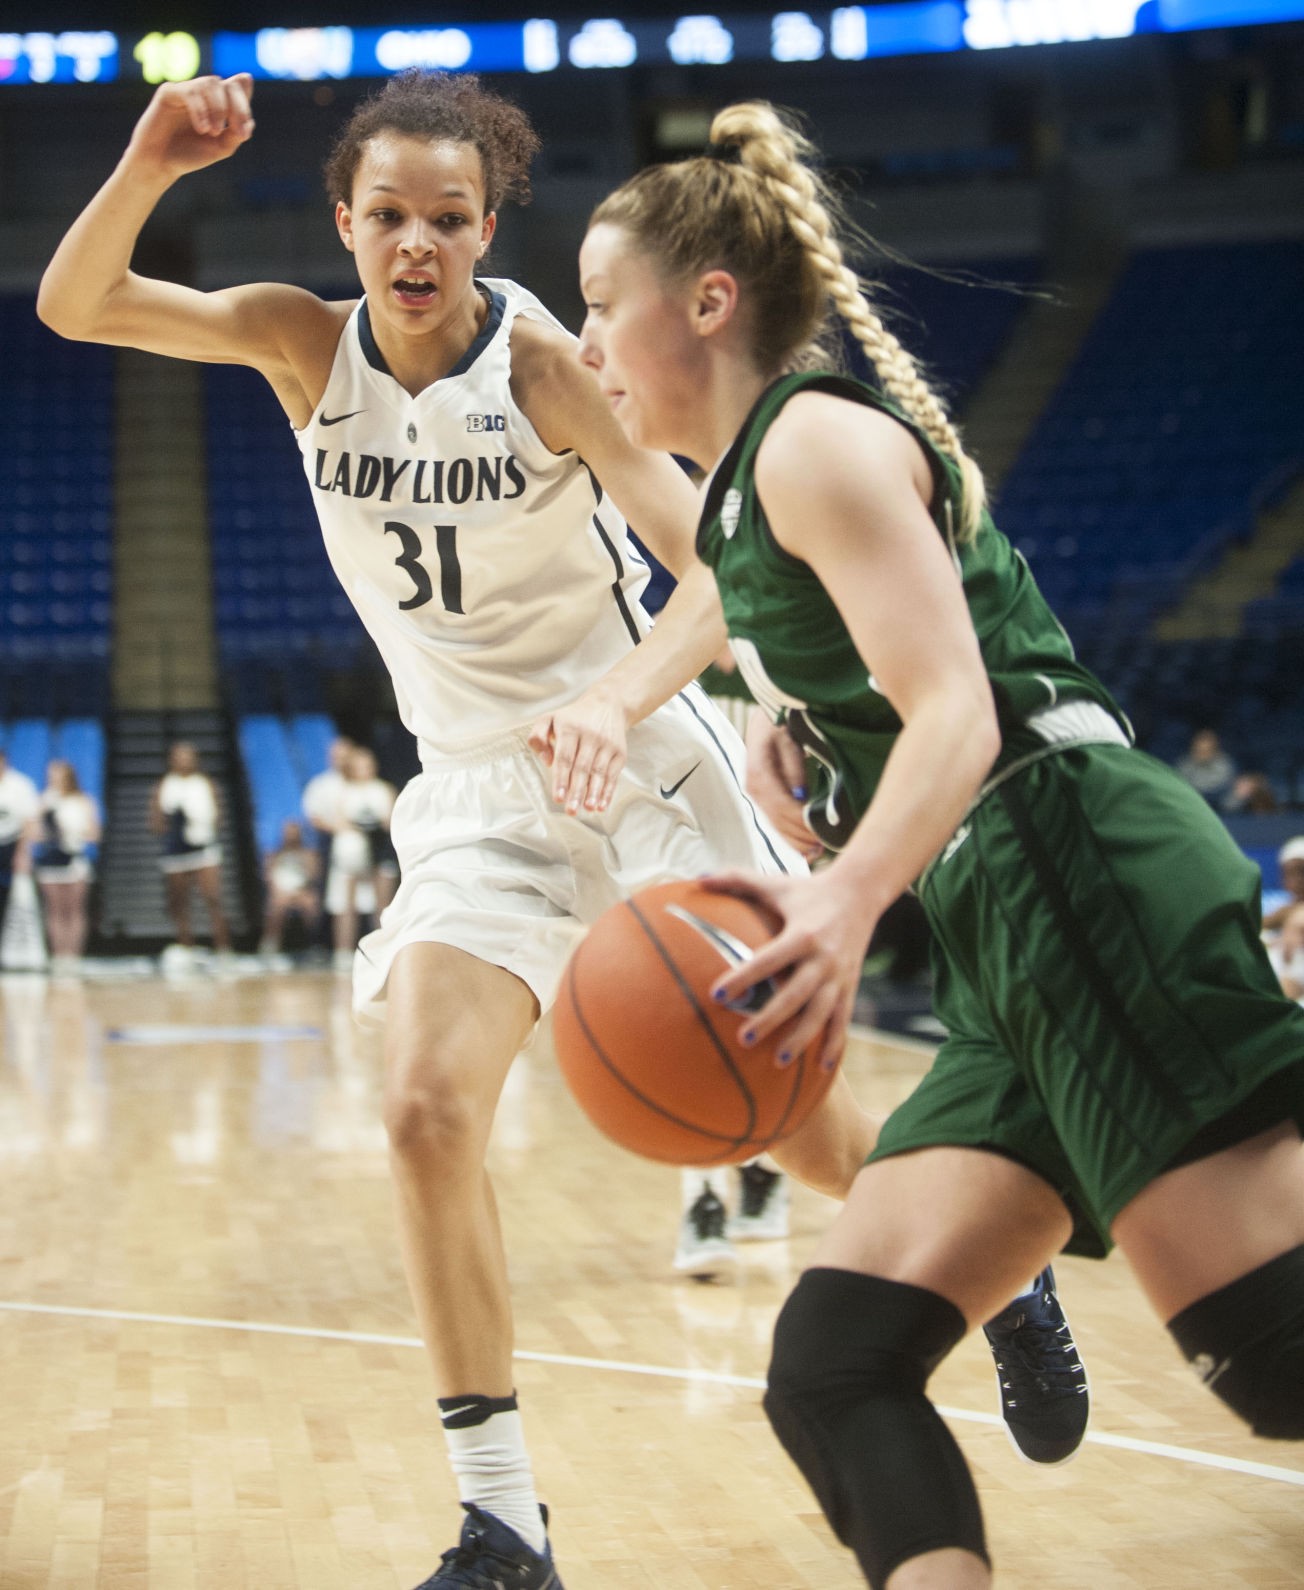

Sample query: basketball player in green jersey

[574,104,1304,1587]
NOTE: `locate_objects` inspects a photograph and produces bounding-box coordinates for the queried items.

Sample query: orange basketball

[552,878,839,1166]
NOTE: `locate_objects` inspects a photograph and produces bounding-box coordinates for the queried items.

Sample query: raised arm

[37,74,343,424]
[513,322,725,813]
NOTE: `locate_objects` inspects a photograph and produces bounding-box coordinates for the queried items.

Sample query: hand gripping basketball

[552,878,840,1165]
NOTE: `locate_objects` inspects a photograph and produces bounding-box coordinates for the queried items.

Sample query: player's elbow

[36,276,90,340]
[37,269,121,342]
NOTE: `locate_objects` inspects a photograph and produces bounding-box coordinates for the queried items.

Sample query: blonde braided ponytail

[711,104,987,541]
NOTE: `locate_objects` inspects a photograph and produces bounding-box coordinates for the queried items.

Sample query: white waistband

[418,727,534,770]
[1027,699,1130,749]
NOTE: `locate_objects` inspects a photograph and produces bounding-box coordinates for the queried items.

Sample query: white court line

[2,1299,1302,1489]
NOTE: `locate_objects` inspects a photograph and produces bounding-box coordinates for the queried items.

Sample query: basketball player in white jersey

[38,69,885,1588]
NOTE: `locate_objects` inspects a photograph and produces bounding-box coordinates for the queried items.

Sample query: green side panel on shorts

[870,745,1304,1257]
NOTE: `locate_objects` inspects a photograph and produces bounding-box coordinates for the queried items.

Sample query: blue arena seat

[237,715,307,856]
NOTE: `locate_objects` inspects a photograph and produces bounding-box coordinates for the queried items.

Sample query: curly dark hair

[324,70,540,212]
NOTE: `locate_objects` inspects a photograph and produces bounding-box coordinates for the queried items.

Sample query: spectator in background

[1265,837,1304,934]
[0,746,40,948]
[302,734,354,945]
[1224,771,1281,816]
[302,735,354,858]
[31,758,100,971]
[326,746,397,971]
[259,817,321,964]
[152,741,230,963]
[1175,727,1238,807]
[1269,902,1304,1002]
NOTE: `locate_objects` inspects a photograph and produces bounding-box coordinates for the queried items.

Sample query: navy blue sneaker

[416,1503,563,1588]
[982,1266,1089,1466]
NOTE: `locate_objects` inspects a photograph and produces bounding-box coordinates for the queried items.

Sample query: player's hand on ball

[702,867,875,1072]
[528,685,630,816]
[126,74,255,179]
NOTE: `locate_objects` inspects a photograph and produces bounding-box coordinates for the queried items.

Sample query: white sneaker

[673,1184,736,1280]
[159,943,197,975]
[727,1164,791,1241]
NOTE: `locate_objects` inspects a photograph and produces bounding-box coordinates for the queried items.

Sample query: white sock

[438,1396,546,1552]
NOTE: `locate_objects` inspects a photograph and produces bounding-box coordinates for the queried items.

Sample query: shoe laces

[435,1540,521,1587]
[434,1515,531,1587]
[689,1187,727,1241]
[989,1302,1084,1400]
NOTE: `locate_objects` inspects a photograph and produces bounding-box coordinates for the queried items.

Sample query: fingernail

[791,785,806,799]
[741,1027,756,1045]
[711,987,727,1003]
[777,1049,792,1066]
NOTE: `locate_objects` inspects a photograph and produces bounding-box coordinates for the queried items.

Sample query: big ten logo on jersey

[466,413,505,433]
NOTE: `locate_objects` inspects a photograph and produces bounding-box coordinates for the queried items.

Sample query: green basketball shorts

[868,743,1304,1257]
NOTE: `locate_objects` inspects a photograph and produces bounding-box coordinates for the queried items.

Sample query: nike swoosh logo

[659,762,700,800]
[319,409,364,426]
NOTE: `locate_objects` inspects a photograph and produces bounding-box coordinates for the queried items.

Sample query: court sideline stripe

[1,1299,1300,1489]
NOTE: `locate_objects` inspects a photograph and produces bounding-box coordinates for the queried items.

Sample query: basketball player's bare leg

[39,883,70,958]
[68,879,91,956]
[768,1070,882,1199]
[1115,1122,1304,1316]
[767,1147,1072,1590]
[166,872,192,946]
[196,864,229,951]
[1111,1121,1304,1443]
[335,877,359,957]
[383,942,549,1553]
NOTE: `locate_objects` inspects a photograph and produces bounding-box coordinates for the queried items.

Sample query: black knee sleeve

[764,1267,987,1590]
[1168,1244,1304,1440]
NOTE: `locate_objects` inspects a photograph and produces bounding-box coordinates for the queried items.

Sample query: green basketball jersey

[695,371,1129,849]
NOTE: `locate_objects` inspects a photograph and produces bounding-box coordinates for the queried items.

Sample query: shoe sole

[673,1239,736,1279]
[726,1219,790,1242]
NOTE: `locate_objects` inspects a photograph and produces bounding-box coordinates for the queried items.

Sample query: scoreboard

[3,0,1302,87]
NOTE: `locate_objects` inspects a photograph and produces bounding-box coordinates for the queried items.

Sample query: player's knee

[764,1267,982,1589]
[383,1068,482,1166]
[769,1267,956,1401]
[1169,1244,1304,1440]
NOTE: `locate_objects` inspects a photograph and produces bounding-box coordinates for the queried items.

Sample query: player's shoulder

[240,285,354,357]
[757,388,928,506]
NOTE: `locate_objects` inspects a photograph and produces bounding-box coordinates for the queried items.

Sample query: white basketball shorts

[352,684,804,1025]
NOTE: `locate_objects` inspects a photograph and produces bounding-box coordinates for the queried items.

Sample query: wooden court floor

[0,967,1300,1589]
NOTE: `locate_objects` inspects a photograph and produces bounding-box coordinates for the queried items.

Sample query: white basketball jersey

[297,279,653,756]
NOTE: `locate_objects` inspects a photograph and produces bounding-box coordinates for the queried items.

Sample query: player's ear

[693,269,738,338]
[479,210,497,258]
[335,199,355,253]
